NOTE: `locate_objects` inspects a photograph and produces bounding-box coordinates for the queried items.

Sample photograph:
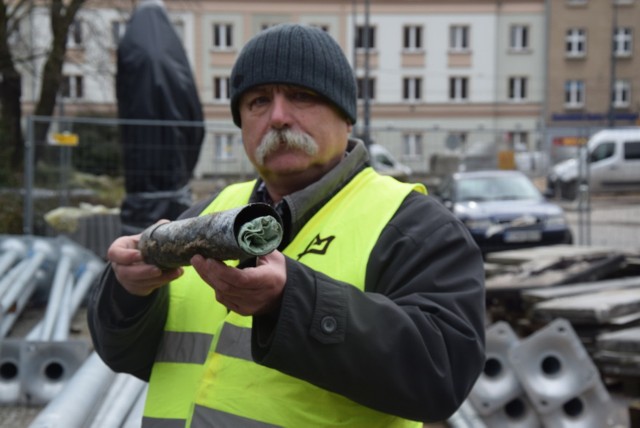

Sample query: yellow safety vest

[142,167,426,428]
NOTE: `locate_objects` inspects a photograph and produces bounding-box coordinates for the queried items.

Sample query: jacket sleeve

[252,192,486,423]
[86,196,216,379]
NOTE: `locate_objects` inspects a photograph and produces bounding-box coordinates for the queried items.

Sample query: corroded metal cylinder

[138,203,283,269]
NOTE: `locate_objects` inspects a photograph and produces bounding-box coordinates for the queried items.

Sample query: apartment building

[19,0,549,176]
[546,0,640,162]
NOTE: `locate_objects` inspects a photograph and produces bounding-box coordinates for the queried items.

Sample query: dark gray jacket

[88,139,485,423]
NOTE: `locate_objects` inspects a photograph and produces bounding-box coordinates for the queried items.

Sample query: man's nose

[269,94,293,128]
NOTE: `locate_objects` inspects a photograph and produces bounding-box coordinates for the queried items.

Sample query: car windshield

[455,175,542,202]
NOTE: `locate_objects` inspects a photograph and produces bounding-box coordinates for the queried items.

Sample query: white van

[547,128,640,199]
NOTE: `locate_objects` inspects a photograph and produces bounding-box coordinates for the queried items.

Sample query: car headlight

[463,218,493,230]
[546,215,567,227]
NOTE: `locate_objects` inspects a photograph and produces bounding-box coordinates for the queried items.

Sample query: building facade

[16,0,638,177]
[545,0,640,163]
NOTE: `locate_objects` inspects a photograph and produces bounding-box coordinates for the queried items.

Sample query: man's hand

[191,250,287,316]
[107,227,183,297]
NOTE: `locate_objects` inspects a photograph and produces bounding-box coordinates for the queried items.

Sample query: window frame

[509,24,529,52]
[449,76,469,101]
[403,25,423,50]
[214,133,236,160]
[402,133,423,157]
[355,25,376,50]
[565,28,587,57]
[111,21,127,47]
[564,79,585,108]
[213,23,233,50]
[213,76,231,101]
[402,77,422,101]
[61,75,84,99]
[449,25,470,52]
[357,77,376,100]
[612,80,631,108]
[67,20,83,48]
[508,76,528,102]
[613,27,632,57]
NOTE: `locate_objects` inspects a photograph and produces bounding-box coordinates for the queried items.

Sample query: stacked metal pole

[0,235,105,405]
[30,352,148,428]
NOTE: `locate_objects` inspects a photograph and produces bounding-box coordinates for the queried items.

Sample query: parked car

[434,170,573,255]
[547,128,640,200]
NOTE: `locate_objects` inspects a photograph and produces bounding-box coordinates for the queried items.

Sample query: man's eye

[248,96,270,109]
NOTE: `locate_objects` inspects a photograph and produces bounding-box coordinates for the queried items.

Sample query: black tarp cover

[117,0,204,232]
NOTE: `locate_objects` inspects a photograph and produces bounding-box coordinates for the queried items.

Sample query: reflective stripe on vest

[192,405,280,428]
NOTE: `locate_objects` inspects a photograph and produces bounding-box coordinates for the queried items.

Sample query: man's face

[238,84,352,187]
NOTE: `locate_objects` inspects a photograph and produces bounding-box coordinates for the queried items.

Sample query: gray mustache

[255,129,318,166]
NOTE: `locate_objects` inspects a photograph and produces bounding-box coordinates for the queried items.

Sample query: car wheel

[559,180,577,201]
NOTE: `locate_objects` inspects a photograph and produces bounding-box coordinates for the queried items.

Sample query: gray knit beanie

[230,24,357,127]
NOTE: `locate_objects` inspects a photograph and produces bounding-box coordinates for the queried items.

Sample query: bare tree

[0,0,86,182]
[0,0,30,181]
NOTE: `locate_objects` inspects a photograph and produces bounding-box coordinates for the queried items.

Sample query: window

[508,77,528,101]
[449,25,469,51]
[589,142,615,163]
[446,131,467,149]
[509,25,529,51]
[61,75,83,99]
[112,21,127,46]
[564,80,584,107]
[67,20,83,48]
[449,77,468,101]
[213,77,230,100]
[565,28,586,57]
[357,77,376,100]
[213,24,233,49]
[624,141,640,160]
[355,25,376,49]
[403,133,423,157]
[403,25,422,50]
[172,20,185,43]
[612,80,631,108]
[214,134,235,160]
[510,131,529,151]
[403,77,422,101]
[613,27,632,57]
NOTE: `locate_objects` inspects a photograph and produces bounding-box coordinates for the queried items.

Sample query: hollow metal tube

[52,276,73,341]
[89,374,147,428]
[0,237,28,278]
[26,259,104,341]
[121,383,148,428]
[138,203,283,269]
[29,352,118,428]
[39,245,77,340]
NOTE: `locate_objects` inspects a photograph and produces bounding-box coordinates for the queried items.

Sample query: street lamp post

[362,0,371,146]
[608,3,618,128]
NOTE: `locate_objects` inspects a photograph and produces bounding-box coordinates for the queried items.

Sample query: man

[88,23,485,428]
